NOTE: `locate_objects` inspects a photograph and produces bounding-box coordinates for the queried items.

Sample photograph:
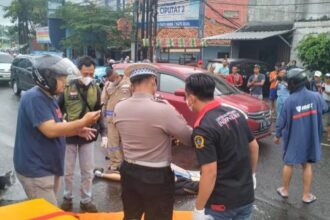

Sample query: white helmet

[314,70,322,77]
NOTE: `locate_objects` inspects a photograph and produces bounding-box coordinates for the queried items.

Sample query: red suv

[113,63,271,139]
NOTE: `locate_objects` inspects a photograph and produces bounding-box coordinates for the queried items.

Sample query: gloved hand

[192,208,213,220]
[253,173,257,190]
[101,137,108,148]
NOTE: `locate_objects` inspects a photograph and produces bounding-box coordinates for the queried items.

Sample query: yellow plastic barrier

[0,199,76,220]
[78,211,192,220]
[0,199,192,220]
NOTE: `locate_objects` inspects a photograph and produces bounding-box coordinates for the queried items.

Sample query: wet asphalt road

[0,83,330,220]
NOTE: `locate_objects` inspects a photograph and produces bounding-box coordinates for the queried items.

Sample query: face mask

[81,76,93,86]
[186,99,193,112]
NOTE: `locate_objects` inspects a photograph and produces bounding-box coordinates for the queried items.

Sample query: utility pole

[134,0,139,61]
[199,0,205,61]
[152,0,158,62]
[148,0,153,61]
[141,0,146,60]
[144,0,150,59]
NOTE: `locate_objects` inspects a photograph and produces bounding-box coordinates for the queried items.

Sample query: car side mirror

[174,88,185,97]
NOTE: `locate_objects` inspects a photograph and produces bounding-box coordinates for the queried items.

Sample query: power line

[249,7,330,15]
[205,1,241,28]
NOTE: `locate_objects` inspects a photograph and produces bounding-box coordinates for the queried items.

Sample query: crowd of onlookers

[208,59,330,139]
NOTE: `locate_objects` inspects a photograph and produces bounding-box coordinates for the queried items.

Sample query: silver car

[0,52,13,83]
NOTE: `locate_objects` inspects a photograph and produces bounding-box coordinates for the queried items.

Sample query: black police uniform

[192,100,255,212]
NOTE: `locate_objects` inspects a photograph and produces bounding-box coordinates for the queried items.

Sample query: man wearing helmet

[13,55,100,206]
[58,56,106,212]
[274,68,328,204]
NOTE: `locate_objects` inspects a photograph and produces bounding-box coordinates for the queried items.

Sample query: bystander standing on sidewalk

[269,64,280,116]
[226,66,243,90]
[322,73,330,140]
[247,64,265,100]
[276,69,290,120]
[309,71,324,94]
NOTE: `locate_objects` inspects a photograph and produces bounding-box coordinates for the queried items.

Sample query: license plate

[260,120,270,130]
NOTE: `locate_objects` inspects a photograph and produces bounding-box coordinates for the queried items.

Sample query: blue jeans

[205,203,253,220]
[276,96,288,120]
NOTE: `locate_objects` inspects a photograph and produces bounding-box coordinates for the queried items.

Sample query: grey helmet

[32,55,80,95]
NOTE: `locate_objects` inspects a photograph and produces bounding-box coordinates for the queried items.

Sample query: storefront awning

[203,30,292,41]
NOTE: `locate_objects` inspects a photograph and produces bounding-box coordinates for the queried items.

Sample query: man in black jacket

[185,74,259,220]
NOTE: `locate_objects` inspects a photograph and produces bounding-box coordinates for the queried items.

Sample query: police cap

[125,63,158,80]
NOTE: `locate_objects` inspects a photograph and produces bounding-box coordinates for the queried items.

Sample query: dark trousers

[120,161,175,220]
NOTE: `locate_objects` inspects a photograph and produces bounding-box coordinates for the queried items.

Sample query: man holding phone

[14,55,100,206]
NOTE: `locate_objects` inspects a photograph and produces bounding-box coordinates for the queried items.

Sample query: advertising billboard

[36,27,51,44]
[157,0,200,28]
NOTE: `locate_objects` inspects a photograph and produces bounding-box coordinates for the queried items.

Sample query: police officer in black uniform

[185,74,259,220]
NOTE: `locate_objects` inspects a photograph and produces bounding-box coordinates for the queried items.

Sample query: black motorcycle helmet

[287,68,308,93]
[32,55,80,95]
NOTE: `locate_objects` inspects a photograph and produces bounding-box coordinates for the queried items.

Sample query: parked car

[113,63,272,139]
[207,59,270,97]
[0,52,14,83]
[11,56,109,95]
[10,55,36,95]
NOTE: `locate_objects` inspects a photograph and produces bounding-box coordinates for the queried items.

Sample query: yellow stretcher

[0,199,192,220]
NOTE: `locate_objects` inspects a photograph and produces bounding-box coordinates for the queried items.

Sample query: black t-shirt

[192,101,255,210]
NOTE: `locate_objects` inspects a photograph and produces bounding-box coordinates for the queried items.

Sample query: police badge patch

[194,135,205,149]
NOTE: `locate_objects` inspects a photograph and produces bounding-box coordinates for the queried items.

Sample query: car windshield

[209,74,240,96]
[187,73,239,96]
[0,54,14,63]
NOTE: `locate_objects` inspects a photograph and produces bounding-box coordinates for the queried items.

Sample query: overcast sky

[0,0,85,26]
[0,0,13,26]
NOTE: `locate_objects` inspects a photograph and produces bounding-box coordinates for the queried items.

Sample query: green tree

[4,0,48,53]
[56,1,132,55]
[296,33,330,73]
[0,25,19,48]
